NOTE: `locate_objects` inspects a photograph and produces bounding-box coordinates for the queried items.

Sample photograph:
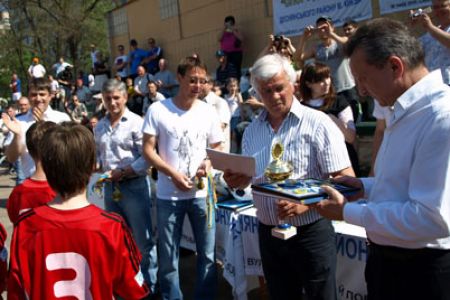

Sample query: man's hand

[171,171,194,191]
[110,168,123,182]
[223,169,252,189]
[195,159,211,178]
[277,199,309,219]
[32,106,44,121]
[1,113,22,136]
[303,25,315,39]
[331,176,364,201]
[315,185,347,220]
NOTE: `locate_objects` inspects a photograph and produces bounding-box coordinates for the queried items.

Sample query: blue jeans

[157,197,217,300]
[14,159,25,185]
[104,176,158,293]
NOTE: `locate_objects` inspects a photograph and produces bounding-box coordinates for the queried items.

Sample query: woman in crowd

[299,62,360,175]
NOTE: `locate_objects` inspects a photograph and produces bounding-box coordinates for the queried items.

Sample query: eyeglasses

[188,77,207,85]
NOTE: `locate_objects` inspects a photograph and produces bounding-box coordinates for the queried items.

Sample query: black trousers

[366,242,450,300]
[258,218,337,300]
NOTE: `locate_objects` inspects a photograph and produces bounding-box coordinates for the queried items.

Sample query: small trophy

[265,141,297,240]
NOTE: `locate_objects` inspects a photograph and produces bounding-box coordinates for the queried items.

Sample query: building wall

[107,0,425,75]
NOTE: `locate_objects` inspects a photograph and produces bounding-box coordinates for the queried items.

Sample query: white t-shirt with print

[143,98,224,200]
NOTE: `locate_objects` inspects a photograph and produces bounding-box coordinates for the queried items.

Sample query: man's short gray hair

[102,79,127,97]
[250,54,297,90]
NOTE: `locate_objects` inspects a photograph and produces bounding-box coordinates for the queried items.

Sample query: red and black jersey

[8,204,149,300]
[7,178,56,224]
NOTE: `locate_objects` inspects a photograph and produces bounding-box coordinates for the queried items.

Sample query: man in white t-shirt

[142,56,223,300]
[27,57,46,79]
[200,75,231,152]
[2,77,70,179]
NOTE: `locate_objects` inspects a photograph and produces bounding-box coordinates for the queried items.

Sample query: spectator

[154,58,178,98]
[296,16,360,121]
[223,77,243,146]
[94,79,158,295]
[75,78,92,104]
[7,121,57,224]
[8,122,150,299]
[142,56,223,300]
[16,97,30,117]
[412,0,450,84]
[10,73,21,102]
[219,15,244,79]
[299,62,360,175]
[215,50,238,93]
[343,19,358,37]
[87,114,100,132]
[57,66,73,102]
[27,57,46,79]
[90,43,99,68]
[114,44,128,81]
[92,51,110,93]
[132,65,154,116]
[52,57,73,76]
[128,39,148,80]
[66,94,88,124]
[200,75,231,152]
[144,37,163,75]
[142,81,165,115]
[2,77,70,180]
[223,54,353,300]
[317,18,450,300]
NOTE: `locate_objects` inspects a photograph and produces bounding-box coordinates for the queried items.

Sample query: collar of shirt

[391,70,442,126]
[106,108,131,126]
[259,96,303,125]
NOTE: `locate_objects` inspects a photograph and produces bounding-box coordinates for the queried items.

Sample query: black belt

[368,240,450,261]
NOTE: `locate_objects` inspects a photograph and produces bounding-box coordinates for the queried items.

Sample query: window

[159,0,179,20]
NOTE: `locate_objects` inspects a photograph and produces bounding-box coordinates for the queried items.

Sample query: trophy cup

[264,141,297,240]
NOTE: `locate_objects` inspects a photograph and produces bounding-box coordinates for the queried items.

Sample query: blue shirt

[129,48,148,76]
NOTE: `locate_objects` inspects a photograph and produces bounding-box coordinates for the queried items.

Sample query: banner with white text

[273,0,373,37]
[379,0,431,15]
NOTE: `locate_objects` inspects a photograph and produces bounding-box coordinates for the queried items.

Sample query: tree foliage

[0,0,116,98]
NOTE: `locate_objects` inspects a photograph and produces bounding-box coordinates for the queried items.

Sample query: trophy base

[271,225,297,240]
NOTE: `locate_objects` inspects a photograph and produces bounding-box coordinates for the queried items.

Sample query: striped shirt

[243,98,351,226]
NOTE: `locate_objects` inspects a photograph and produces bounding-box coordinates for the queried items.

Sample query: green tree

[0,0,116,99]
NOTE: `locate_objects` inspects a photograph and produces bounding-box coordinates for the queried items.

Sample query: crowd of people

[0,2,449,299]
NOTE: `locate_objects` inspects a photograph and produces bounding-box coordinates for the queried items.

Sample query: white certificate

[206,148,256,177]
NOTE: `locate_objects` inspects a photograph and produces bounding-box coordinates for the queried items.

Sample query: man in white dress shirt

[2,78,70,179]
[317,18,450,300]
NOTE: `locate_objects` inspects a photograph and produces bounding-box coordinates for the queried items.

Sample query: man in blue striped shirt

[224,54,354,300]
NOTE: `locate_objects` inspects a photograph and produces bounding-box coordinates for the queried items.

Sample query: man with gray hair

[94,79,158,295]
[224,54,354,300]
[316,18,450,299]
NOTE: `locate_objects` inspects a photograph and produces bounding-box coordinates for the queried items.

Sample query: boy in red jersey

[7,122,149,300]
[7,121,57,224]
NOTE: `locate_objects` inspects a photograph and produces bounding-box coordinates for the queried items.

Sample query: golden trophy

[265,141,297,240]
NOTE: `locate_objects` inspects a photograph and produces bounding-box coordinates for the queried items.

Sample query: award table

[181,207,368,300]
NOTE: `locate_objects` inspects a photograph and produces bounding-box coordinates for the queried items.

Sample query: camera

[410,8,423,18]
[274,35,283,42]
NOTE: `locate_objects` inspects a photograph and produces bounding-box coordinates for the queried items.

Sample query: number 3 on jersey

[46,252,93,300]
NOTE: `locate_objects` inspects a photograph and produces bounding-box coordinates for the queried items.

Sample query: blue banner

[379,0,431,15]
[273,0,373,37]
